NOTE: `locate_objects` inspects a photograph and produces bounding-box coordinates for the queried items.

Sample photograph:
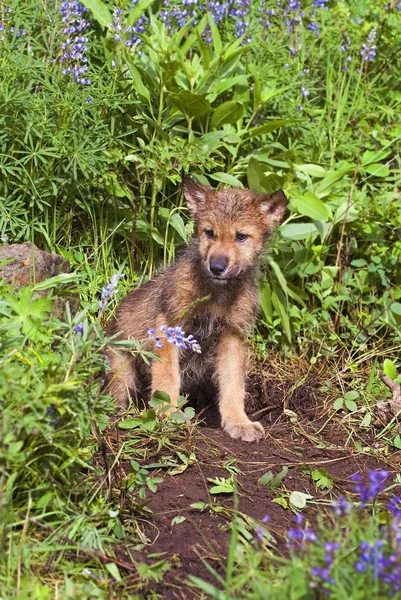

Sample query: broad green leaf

[364,163,390,177]
[289,491,313,509]
[207,76,248,101]
[280,222,319,241]
[315,168,351,197]
[210,101,244,129]
[344,391,359,401]
[390,302,401,316]
[209,172,243,187]
[169,91,211,118]
[345,399,358,412]
[333,201,359,224]
[272,497,288,509]
[199,130,225,152]
[105,563,121,582]
[333,398,343,410]
[81,0,112,27]
[361,149,391,166]
[127,0,154,26]
[294,164,326,178]
[383,359,397,379]
[290,191,332,221]
[247,156,266,192]
[171,516,186,526]
[394,435,401,449]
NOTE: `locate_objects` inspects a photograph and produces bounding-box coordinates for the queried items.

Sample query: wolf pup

[106,177,287,442]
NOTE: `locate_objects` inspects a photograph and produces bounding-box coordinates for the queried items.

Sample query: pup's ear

[183,176,210,218]
[259,189,288,229]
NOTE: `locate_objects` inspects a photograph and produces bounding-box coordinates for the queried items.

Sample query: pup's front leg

[151,338,181,412]
[216,333,264,442]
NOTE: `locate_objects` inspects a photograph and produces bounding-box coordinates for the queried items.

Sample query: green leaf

[390,302,401,316]
[105,562,121,582]
[364,163,390,177]
[268,258,288,296]
[208,476,235,494]
[271,287,291,343]
[32,272,81,291]
[394,435,401,449]
[289,491,313,509]
[280,222,319,241]
[169,91,211,118]
[290,191,332,221]
[209,172,243,187]
[207,13,222,53]
[189,502,206,510]
[80,0,112,27]
[210,101,244,129]
[294,164,326,178]
[245,119,298,141]
[259,282,273,324]
[333,398,343,411]
[272,497,288,509]
[247,156,266,192]
[383,359,397,380]
[127,0,154,26]
[125,58,150,100]
[344,390,359,401]
[345,399,358,412]
[119,418,142,429]
[361,149,391,166]
[171,515,186,526]
[311,468,334,490]
[315,168,351,197]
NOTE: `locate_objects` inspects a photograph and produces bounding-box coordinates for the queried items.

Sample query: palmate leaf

[7,288,53,341]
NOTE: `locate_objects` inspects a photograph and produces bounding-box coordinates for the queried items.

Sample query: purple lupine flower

[99,274,125,311]
[331,495,353,517]
[361,27,377,62]
[73,322,84,334]
[148,325,201,353]
[60,1,91,85]
[301,86,309,97]
[388,496,401,518]
[287,514,318,549]
[351,469,389,505]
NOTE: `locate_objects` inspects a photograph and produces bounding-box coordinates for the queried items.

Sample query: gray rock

[0,242,70,288]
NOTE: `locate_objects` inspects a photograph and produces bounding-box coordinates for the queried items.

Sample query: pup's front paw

[223,419,265,442]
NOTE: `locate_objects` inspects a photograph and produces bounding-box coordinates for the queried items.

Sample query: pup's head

[183,177,287,283]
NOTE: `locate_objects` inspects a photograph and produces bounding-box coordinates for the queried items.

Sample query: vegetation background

[0,0,401,598]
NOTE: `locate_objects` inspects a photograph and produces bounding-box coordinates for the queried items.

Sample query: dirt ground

[110,370,400,599]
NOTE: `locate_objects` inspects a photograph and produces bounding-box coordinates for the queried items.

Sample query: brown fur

[105,178,287,442]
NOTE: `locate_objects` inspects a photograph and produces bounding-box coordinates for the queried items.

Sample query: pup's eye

[205,228,214,239]
[236,232,248,242]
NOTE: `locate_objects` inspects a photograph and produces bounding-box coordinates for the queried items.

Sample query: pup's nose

[209,257,228,276]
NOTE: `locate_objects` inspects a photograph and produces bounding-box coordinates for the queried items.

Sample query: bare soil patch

[108,370,401,599]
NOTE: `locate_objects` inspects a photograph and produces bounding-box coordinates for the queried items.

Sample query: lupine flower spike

[148,325,201,353]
